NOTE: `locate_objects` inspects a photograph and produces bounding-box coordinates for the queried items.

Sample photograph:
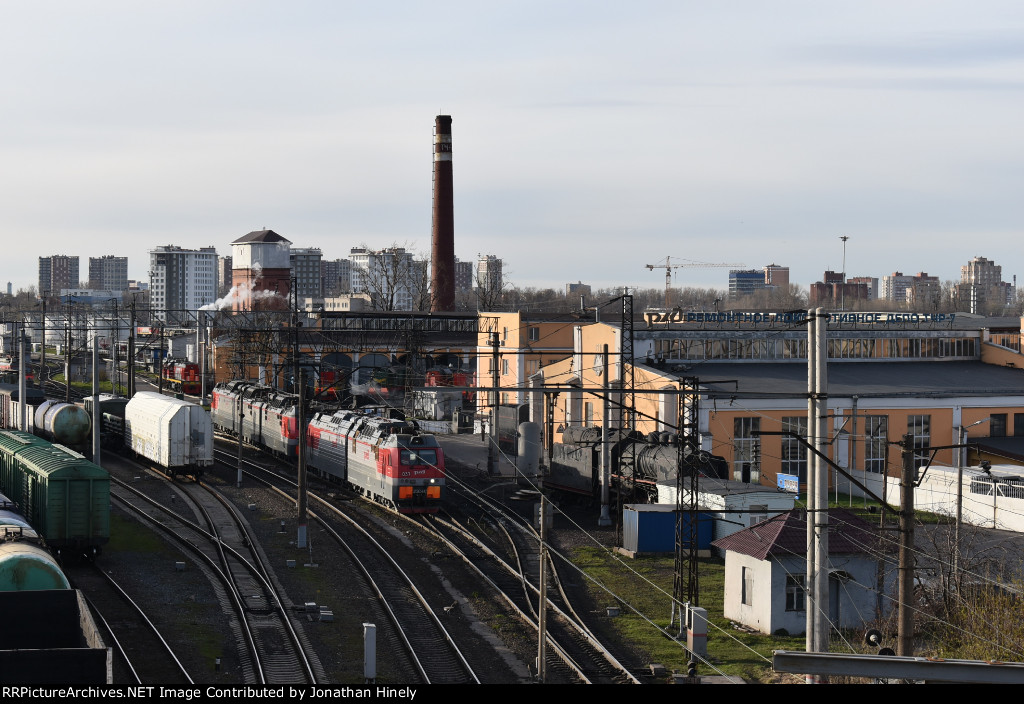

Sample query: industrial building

[497,310,1024,497]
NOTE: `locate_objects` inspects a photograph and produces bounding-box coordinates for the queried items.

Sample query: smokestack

[431,115,455,311]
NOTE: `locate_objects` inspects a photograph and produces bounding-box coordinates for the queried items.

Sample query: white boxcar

[125,392,213,477]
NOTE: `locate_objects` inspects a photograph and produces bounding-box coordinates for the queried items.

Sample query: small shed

[712,509,892,636]
[660,476,796,549]
[621,504,713,557]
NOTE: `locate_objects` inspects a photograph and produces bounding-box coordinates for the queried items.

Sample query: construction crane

[646,256,745,308]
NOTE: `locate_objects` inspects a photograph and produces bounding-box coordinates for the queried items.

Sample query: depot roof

[655,360,1024,399]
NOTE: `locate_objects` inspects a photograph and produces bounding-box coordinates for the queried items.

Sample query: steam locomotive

[548,426,728,504]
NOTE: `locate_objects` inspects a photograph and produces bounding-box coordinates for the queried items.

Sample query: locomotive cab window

[401,449,437,466]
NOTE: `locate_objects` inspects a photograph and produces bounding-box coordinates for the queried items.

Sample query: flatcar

[548,426,729,504]
[124,392,213,479]
[0,431,110,557]
[307,409,444,513]
[82,395,129,450]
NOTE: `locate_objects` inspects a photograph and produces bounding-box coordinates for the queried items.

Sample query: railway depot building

[210,310,479,395]
[522,310,1024,497]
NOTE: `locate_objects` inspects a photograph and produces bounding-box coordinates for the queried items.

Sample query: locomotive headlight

[429,478,436,484]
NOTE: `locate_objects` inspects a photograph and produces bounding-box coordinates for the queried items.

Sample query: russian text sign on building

[644,309,956,327]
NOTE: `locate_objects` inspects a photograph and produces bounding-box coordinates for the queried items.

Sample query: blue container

[622,504,713,554]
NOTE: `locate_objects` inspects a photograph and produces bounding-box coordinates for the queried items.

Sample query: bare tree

[351,243,426,312]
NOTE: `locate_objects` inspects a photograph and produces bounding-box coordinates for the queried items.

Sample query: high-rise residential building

[763,264,789,291]
[149,245,218,323]
[728,269,766,298]
[350,246,420,311]
[454,258,473,293]
[566,281,592,297]
[476,255,502,294]
[961,256,1003,288]
[956,256,1014,313]
[88,255,128,292]
[38,255,80,296]
[881,272,913,303]
[809,270,869,304]
[217,256,233,297]
[321,258,351,297]
[847,277,878,300]
[231,229,292,311]
[290,248,323,298]
[908,273,940,307]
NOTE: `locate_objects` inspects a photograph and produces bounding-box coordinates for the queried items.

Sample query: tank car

[307,410,444,513]
[124,392,213,479]
[0,431,110,557]
[0,493,70,590]
[33,400,92,450]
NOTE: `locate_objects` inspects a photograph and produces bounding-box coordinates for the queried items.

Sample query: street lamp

[955,416,990,586]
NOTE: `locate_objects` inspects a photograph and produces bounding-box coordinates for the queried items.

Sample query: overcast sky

[2,1,1022,296]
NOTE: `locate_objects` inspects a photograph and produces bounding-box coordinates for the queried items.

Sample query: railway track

[211,447,481,684]
[420,512,640,684]
[65,563,194,684]
[108,467,323,685]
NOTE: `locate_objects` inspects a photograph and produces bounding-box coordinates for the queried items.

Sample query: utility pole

[128,297,136,397]
[488,331,499,475]
[293,283,309,550]
[537,494,548,682]
[806,307,829,667]
[64,311,71,403]
[599,344,611,527]
[236,393,244,488]
[18,325,27,431]
[112,300,119,396]
[158,324,164,395]
[898,433,916,657]
[198,311,207,406]
[92,329,100,465]
[40,293,47,385]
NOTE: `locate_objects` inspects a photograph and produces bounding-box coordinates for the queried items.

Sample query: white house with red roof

[712,509,893,636]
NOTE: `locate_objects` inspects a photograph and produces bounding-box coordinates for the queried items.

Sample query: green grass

[51,373,118,394]
[795,491,949,525]
[569,546,805,682]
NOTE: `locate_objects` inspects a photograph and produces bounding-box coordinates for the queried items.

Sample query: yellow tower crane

[646,256,746,308]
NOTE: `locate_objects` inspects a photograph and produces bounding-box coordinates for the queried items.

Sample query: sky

[2,1,1023,296]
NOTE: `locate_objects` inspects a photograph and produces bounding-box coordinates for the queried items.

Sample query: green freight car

[0,430,110,558]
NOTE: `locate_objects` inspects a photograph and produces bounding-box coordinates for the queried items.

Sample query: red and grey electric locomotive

[212,381,444,513]
[306,409,444,513]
